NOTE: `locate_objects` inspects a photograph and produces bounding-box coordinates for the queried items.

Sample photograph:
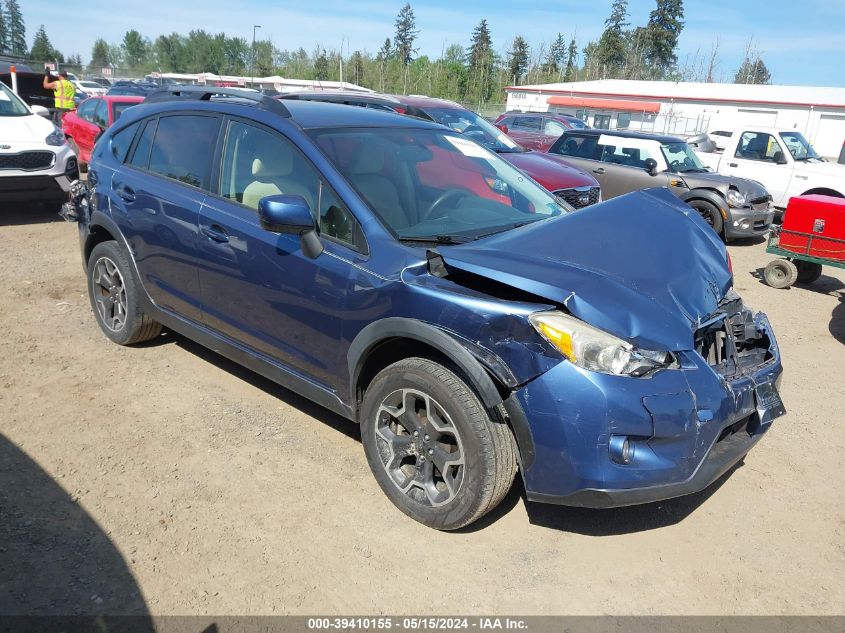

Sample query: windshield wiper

[398,234,472,245]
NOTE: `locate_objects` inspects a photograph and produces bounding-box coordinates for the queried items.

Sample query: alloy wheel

[374,388,465,507]
[91,257,128,332]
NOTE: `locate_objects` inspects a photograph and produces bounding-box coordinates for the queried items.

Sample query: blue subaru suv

[67,87,784,530]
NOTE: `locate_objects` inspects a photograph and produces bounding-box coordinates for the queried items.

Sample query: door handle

[201,224,229,243]
[115,184,135,202]
[728,162,738,167]
[593,167,606,174]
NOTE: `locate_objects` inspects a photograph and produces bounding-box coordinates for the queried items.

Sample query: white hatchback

[0,81,78,207]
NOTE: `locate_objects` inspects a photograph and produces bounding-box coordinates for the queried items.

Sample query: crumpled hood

[440,188,732,351]
[0,112,54,143]
[681,171,770,201]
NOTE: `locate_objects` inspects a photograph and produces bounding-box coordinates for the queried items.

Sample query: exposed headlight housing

[529,310,675,376]
[726,188,746,207]
[45,126,67,147]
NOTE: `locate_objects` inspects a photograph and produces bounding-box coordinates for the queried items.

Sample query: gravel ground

[0,204,843,616]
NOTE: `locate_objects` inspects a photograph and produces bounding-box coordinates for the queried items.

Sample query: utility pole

[339,37,344,84]
[250,24,261,88]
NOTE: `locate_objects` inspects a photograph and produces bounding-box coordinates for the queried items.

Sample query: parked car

[494,111,590,151]
[695,127,845,212]
[66,87,785,530]
[548,129,774,240]
[683,132,717,154]
[62,95,144,165]
[708,130,733,152]
[0,81,78,206]
[85,76,113,88]
[280,92,601,208]
[73,79,108,97]
[106,81,158,97]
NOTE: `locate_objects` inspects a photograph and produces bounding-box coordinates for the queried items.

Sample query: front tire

[87,241,162,345]
[688,199,724,238]
[360,358,517,530]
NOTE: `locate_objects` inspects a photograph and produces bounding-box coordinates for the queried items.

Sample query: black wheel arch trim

[348,318,505,414]
[681,188,727,212]
[348,317,535,470]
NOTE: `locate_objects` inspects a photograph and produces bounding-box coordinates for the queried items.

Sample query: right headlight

[726,188,746,207]
[529,311,676,376]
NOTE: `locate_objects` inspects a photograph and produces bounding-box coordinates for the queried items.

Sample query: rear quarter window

[110,121,141,162]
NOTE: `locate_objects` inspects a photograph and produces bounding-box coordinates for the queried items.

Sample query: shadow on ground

[831,298,845,345]
[0,202,65,226]
[0,433,152,624]
[751,267,845,295]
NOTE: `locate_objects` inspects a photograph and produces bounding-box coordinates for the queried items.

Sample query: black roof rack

[143,86,291,117]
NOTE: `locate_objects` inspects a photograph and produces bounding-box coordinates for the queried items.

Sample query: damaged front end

[58,178,90,224]
[402,190,785,508]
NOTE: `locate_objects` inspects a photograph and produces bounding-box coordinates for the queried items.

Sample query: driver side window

[735,132,781,162]
[219,120,365,252]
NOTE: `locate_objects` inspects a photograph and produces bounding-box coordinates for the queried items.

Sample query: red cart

[763,194,845,289]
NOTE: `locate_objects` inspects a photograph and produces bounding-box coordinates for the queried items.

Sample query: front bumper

[724,204,775,238]
[514,313,783,508]
[0,145,78,203]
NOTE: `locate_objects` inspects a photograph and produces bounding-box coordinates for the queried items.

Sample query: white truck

[696,127,845,212]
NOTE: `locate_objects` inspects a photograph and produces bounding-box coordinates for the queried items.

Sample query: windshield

[660,142,708,173]
[422,107,524,154]
[780,132,821,161]
[310,128,568,242]
[0,82,31,117]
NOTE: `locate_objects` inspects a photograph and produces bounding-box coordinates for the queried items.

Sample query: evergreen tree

[30,25,60,62]
[90,39,111,67]
[349,50,365,85]
[6,0,25,55]
[0,1,8,55]
[643,0,684,77]
[393,3,418,66]
[314,49,330,80]
[466,19,494,101]
[122,30,148,68]
[507,36,530,84]
[595,0,629,78]
[543,33,566,75]
[734,55,771,84]
[564,37,578,81]
[376,37,392,92]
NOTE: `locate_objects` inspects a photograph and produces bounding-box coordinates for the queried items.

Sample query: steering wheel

[420,189,468,222]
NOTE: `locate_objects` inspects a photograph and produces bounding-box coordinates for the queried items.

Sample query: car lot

[1,203,843,615]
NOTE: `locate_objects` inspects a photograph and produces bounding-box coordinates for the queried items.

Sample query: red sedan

[62,95,144,165]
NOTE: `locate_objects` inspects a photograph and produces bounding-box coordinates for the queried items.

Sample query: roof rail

[143,86,291,117]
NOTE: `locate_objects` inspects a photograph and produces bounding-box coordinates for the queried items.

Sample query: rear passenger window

[128,119,156,169]
[147,115,219,189]
[110,122,140,162]
[551,134,598,159]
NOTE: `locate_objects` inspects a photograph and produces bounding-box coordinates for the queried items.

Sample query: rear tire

[360,358,517,530]
[87,241,162,345]
[688,199,724,238]
[763,258,798,289]
[795,260,822,284]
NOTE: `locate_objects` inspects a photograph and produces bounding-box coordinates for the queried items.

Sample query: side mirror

[31,105,50,118]
[258,194,323,259]
[773,151,788,165]
[644,158,659,177]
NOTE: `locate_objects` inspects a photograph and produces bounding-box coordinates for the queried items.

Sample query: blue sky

[21,0,845,86]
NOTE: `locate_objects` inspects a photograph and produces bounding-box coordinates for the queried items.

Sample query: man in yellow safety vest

[42,69,76,124]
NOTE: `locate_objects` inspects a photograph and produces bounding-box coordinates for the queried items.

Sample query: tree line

[16,1,773,104]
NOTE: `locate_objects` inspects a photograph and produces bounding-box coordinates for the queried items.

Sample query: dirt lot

[1,204,843,616]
